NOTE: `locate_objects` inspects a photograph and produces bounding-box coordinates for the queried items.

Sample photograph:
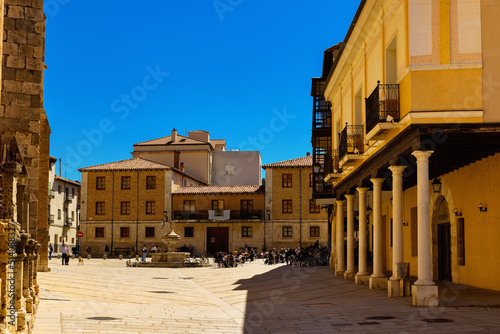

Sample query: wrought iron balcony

[339,123,364,161]
[173,210,262,220]
[65,193,73,203]
[311,78,331,130]
[174,211,209,220]
[65,217,73,226]
[365,81,400,135]
[48,214,54,224]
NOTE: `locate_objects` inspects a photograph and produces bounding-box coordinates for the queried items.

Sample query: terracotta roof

[173,185,264,195]
[134,134,209,146]
[54,175,81,186]
[78,158,172,172]
[262,155,313,168]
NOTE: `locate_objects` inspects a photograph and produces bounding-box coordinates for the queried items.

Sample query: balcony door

[385,37,397,85]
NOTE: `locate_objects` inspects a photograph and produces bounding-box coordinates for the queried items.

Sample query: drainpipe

[136,171,139,253]
[299,168,302,247]
[111,171,115,254]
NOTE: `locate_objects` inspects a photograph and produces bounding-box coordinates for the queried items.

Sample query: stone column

[388,166,406,297]
[15,233,28,332]
[24,241,35,314]
[369,178,387,289]
[411,151,438,306]
[344,195,356,279]
[355,187,370,284]
[335,200,346,276]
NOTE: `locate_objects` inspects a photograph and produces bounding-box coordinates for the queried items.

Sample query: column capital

[356,187,369,194]
[345,194,356,201]
[389,165,407,175]
[336,199,346,205]
[412,150,434,161]
[370,178,385,186]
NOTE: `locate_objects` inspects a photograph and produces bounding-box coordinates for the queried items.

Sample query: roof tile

[262,155,312,168]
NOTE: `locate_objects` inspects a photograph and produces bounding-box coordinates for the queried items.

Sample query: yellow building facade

[264,155,329,250]
[311,0,500,306]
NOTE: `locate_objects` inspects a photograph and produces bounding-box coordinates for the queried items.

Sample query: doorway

[206,227,229,254]
[438,223,452,281]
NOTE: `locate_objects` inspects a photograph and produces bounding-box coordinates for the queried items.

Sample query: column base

[412,285,439,306]
[355,274,370,285]
[388,278,401,297]
[369,276,388,290]
[335,270,345,276]
[344,271,356,280]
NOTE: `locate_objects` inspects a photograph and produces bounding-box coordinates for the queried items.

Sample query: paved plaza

[33,258,500,334]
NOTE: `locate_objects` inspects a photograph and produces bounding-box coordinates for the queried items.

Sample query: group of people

[48,242,71,265]
[214,248,257,268]
[264,241,330,267]
[141,245,163,261]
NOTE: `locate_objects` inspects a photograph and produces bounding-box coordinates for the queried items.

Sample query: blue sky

[44,0,360,181]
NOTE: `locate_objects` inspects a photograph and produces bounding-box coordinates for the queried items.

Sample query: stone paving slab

[33,258,500,333]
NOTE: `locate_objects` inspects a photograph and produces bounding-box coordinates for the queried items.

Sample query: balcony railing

[65,193,73,203]
[339,123,364,160]
[173,210,262,220]
[65,217,73,226]
[311,78,331,130]
[48,214,54,224]
[365,81,400,135]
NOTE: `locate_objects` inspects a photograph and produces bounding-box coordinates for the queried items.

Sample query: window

[183,200,196,213]
[121,176,131,189]
[57,209,61,219]
[184,227,194,238]
[310,226,320,238]
[72,188,75,196]
[241,200,253,213]
[224,164,234,175]
[95,227,104,238]
[282,200,292,214]
[212,200,224,210]
[282,173,292,187]
[457,218,465,266]
[309,199,320,213]
[146,201,156,215]
[309,173,313,187]
[121,201,130,215]
[58,185,61,193]
[242,226,252,237]
[145,227,155,238]
[146,176,156,189]
[120,227,130,238]
[282,226,292,238]
[96,202,105,215]
[96,176,105,190]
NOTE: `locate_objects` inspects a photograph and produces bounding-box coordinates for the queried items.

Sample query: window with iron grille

[120,201,130,215]
[146,176,156,189]
[95,227,104,238]
[145,227,155,238]
[96,202,105,215]
[309,199,320,213]
[120,227,130,238]
[96,177,106,190]
[310,226,320,238]
[282,200,292,214]
[242,226,252,237]
[121,176,131,189]
[282,226,292,238]
[185,227,194,238]
[146,201,156,215]
[282,173,292,187]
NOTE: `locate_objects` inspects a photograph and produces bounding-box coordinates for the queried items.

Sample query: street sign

[77,232,83,238]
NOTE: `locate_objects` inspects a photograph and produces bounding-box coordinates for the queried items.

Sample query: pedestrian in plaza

[48,243,53,260]
[61,244,70,265]
[142,245,148,262]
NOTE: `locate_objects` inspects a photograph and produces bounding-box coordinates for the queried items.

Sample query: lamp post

[431,178,441,194]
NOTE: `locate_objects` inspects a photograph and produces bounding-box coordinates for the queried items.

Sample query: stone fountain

[147,211,190,267]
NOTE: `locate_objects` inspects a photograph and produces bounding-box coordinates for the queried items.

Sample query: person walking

[142,245,148,262]
[48,243,53,260]
[61,244,70,265]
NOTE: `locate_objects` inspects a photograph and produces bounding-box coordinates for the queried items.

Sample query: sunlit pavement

[33,258,500,333]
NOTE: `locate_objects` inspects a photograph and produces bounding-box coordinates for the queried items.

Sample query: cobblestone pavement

[33,258,500,333]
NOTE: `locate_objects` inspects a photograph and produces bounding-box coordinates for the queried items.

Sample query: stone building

[311,0,500,306]
[78,158,205,255]
[0,0,48,331]
[48,157,81,252]
[263,155,328,250]
[172,185,265,254]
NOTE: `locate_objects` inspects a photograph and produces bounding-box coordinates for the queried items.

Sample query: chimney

[306,152,310,156]
[172,128,177,142]
[180,162,185,172]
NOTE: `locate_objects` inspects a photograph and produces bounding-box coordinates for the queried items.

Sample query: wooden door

[438,223,452,281]
[206,227,229,254]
